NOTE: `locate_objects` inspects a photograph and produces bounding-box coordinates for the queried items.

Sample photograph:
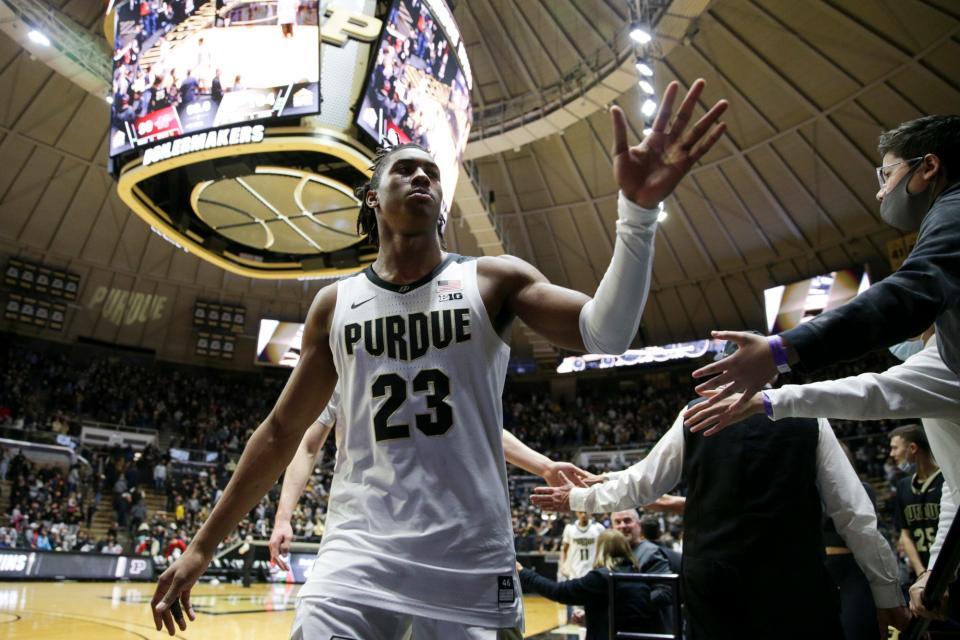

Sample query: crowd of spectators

[0,338,282,457]
[0,445,113,552]
[0,334,913,560]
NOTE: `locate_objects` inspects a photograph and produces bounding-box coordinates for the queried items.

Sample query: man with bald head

[532,345,909,639]
[612,509,670,578]
[611,508,673,628]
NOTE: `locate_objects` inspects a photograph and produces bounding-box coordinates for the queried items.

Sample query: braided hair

[355,143,446,247]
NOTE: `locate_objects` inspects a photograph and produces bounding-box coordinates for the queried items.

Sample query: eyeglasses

[876,156,923,189]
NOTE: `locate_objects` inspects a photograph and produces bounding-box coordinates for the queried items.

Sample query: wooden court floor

[0,581,577,639]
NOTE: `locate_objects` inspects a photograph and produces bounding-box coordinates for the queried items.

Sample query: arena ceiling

[0,0,958,366]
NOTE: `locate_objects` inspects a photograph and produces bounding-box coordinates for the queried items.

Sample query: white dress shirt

[569,411,903,609]
[767,340,959,569]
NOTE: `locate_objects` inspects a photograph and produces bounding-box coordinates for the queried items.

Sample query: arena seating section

[0,332,909,564]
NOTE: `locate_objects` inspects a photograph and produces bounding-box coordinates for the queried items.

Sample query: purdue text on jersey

[343,308,471,361]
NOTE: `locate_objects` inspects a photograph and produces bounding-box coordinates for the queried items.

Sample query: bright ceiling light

[641,98,657,117]
[28,30,51,47]
[635,61,654,77]
[657,202,668,222]
[638,80,655,95]
[630,26,652,44]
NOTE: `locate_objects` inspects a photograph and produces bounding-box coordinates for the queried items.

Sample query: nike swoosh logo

[350,296,376,309]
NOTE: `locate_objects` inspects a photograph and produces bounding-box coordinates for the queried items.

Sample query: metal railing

[460,157,513,255]
[79,419,158,435]
[607,572,682,640]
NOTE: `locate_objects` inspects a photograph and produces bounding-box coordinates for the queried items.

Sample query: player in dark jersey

[891,424,943,576]
[889,424,960,635]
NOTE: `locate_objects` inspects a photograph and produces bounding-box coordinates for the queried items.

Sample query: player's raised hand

[151,547,207,635]
[612,79,727,209]
[269,518,295,571]
[543,461,605,488]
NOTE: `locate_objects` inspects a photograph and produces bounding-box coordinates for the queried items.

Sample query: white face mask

[889,340,924,362]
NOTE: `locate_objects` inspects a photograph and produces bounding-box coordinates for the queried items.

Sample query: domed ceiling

[0,0,957,367]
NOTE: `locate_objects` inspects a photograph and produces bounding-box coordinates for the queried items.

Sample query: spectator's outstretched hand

[643,494,687,514]
[151,546,207,635]
[683,390,766,436]
[531,472,575,512]
[543,461,605,488]
[690,331,779,424]
[612,78,727,208]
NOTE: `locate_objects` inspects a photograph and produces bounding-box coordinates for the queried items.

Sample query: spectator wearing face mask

[687,115,960,623]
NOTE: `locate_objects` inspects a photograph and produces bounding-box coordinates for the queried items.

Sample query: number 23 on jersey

[372,369,454,442]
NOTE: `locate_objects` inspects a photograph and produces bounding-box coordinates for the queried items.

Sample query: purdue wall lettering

[88,287,169,326]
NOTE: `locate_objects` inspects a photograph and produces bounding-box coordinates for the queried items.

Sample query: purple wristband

[766,335,791,374]
[761,391,774,419]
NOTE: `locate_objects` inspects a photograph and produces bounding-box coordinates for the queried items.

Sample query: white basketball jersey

[316,389,338,429]
[299,254,522,628]
[562,521,605,579]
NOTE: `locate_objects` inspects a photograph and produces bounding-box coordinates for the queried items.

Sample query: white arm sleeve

[924,415,960,571]
[569,411,684,514]
[815,419,903,608]
[578,192,659,355]
[316,387,340,428]
[929,477,957,569]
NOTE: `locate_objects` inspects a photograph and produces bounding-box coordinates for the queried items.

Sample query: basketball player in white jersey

[150,79,728,638]
[267,389,602,570]
[267,390,342,570]
[558,511,606,625]
[560,512,606,581]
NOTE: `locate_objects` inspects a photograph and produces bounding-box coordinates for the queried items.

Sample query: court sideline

[0,581,577,639]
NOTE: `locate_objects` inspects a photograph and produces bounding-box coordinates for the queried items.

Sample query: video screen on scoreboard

[355,0,473,211]
[108,0,321,157]
[256,319,304,367]
[764,267,871,334]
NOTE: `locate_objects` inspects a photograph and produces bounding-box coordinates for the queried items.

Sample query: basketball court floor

[0,581,579,639]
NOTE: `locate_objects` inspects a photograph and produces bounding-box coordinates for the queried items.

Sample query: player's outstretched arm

[501,429,602,487]
[269,418,333,570]
[532,412,685,514]
[150,285,339,635]
[494,80,727,353]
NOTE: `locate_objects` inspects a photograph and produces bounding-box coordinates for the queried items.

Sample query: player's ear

[366,188,379,210]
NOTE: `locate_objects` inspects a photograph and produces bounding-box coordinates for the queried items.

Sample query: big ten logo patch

[436,279,462,303]
[88,286,169,326]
